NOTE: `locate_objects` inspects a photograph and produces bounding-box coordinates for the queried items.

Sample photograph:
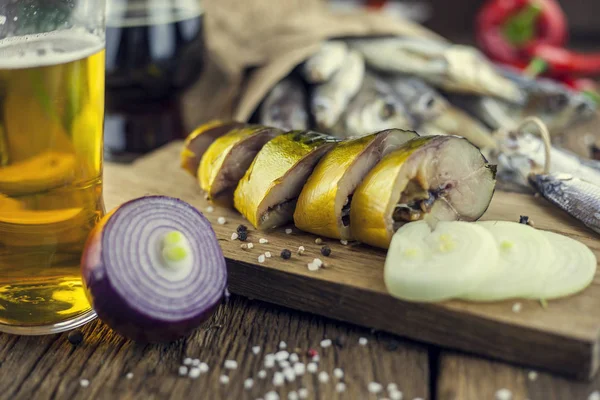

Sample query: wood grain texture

[0,296,429,400]
[437,351,600,400]
[101,141,600,380]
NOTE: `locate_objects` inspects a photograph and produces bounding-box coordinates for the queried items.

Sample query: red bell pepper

[475,0,567,66]
[526,43,600,77]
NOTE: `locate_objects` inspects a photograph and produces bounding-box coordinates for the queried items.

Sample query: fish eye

[576,101,592,114]
[421,95,436,109]
[547,93,569,112]
[380,102,396,119]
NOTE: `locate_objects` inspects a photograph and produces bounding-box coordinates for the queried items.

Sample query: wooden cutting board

[103,141,600,381]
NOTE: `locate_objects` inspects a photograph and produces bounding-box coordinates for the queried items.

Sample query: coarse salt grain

[80,379,90,388]
[217,216,226,225]
[528,371,538,381]
[318,371,329,383]
[265,391,280,400]
[241,243,248,249]
[183,357,193,365]
[359,337,368,346]
[125,372,134,380]
[273,371,285,386]
[313,258,323,267]
[189,368,201,379]
[224,360,238,370]
[294,363,305,375]
[340,239,348,245]
[512,302,522,313]
[289,353,299,363]
[390,391,403,400]
[298,388,309,399]
[285,228,293,234]
[178,366,188,376]
[258,254,266,263]
[333,368,344,379]
[495,388,512,400]
[244,378,254,389]
[387,383,398,392]
[206,206,214,213]
[315,238,323,244]
[288,391,299,400]
[588,391,600,400]
[283,366,296,382]
[275,350,289,361]
[192,359,200,366]
[298,246,305,255]
[258,370,267,379]
[307,362,318,373]
[252,346,261,355]
[248,242,254,249]
[312,354,320,362]
[219,375,230,385]
[368,382,383,394]
[279,360,290,369]
[264,357,275,369]
[231,232,239,240]
[199,362,209,373]
[265,251,272,258]
[336,382,346,393]
[320,339,332,348]
[259,238,269,244]
[279,341,287,349]
[307,262,319,271]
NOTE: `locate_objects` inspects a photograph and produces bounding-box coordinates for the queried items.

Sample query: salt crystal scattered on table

[259,238,269,244]
[80,379,90,388]
[336,382,346,393]
[189,368,201,379]
[244,378,254,389]
[387,383,398,392]
[258,370,267,379]
[231,232,239,240]
[192,359,200,366]
[273,371,285,386]
[183,357,192,365]
[340,239,348,245]
[368,382,383,394]
[206,206,214,213]
[298,388,309,399]
[279,361,290,369]
[359,337,368,346]
[258,254,266,263]
[294,363,306,375]
[248,242,254,249]
[288,391,299,400]
[283,366,296,382]
[285,228,293,234]
[217,216,226,225]
[224,360,238,370]
[495,388,512,400]
[279,341,287,349]
[265,251,272,258]
[528,371,538,381]
[312,355,320,362]
[199,362,209,373]
[313,258,323,268]
[252,346,261,355]
[289,353,299,363]
[588,391,600,400]
[390,391,403,400]
[320,339,332,348]
[178,366,188,376]
[333,368,344,379]
[264,357,275,369]
[265,391,280,400]
[512,302,522,313]
[219,375,230,385]
[307,262,319,271]
[318,371,329,383]
[307,362,318,373]
[315,238,323,245]
[297,246,305,255]
[276,350,289,361]
[125,372,134,380]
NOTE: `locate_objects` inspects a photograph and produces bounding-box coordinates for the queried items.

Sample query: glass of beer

[0,1,106,334]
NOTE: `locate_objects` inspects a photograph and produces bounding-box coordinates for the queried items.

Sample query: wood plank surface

[101,141,600,380]
[0,296,429,400]
[437,351,600,400]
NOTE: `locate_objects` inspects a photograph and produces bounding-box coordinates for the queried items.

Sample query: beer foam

[0,30,104,69]
[106,1,203,27]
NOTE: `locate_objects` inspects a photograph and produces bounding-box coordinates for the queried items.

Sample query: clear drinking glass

[0,0,106,334]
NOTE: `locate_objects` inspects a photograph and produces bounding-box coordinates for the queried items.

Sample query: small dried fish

[301,41,348,83]
[260,77,309,131]
[426,104,496,149]
[529,173,600,235]
[311,50,365,130]
[348,37,523,103]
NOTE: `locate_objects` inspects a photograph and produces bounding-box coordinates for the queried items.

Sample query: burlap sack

[181,0,445,132]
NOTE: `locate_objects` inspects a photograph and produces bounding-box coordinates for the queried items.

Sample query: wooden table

[3,158,600,400]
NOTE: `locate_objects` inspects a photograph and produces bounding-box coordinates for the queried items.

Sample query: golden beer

[0,31,105,331]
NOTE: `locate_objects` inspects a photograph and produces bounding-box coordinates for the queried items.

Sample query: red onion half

[81,196,227,343]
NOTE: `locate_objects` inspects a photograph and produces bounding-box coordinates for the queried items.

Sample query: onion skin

[81,196,226,343]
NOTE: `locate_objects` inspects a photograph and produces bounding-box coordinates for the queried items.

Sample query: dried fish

[260,77,309,131]
[301,41,348,83]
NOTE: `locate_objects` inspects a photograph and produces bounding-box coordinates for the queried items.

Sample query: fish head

[346,93,413,136]
[493,131,547,187]
[312,96,340,129]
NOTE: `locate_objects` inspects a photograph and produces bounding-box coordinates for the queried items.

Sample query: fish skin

[260,77,309,131]
[311,49,365,130]
[348,37,524,103]
[426,104,495,149]
[335,73,414,138]
[529,173,600,235]
[301,41,348,83]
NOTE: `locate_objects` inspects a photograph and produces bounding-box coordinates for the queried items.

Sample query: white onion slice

[384,220,498,302]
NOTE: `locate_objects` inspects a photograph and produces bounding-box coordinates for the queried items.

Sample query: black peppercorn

[238,230,248,241]
[68,329,84,345]
[280,249,292,260]
[320,246,331,257]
